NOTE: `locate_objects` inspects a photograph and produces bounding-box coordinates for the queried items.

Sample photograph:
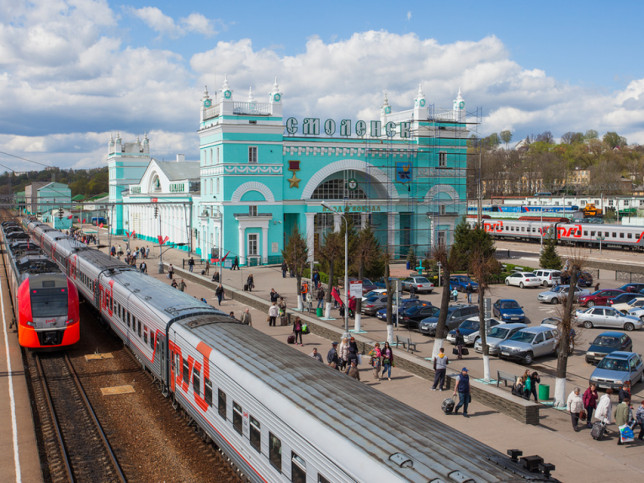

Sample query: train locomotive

[26,219,557,482]
[0,221,79,348]
[471,218,644,251]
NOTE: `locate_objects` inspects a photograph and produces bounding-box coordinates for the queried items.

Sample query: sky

[2,0,644,172]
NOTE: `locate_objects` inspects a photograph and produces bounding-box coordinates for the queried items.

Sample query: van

[533,269,561,287]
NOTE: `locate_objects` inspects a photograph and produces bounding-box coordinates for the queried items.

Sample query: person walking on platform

[178,279,187,292]
[268,302,279,327]
[231,256,240,270]
[215,284,224,306]
[317,286,325,309]
[270,288,279,303]
[368,343,382,381]
[281,260,288,278]
[327,342,340,369]
[452,367,471,417]
[338,338,350,371]
[204,260,210,275]
[293,316,304,345]
[247,273,255,292]
[310,347,323,362]
[188,257,195,272]
[380,342,394,381]
[241,308,252,326]
[567,387,584,431]
[432,347,449,391]
[278,297,287,325]
[140,261,147,274]
[347,360,360,380]
[455,329,465,359]
[168,264,174,279]
[583,383,599,428]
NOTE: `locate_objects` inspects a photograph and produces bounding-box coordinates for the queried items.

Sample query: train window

[204,379,213,406]
[193,367,201,396]
[591,231,596,237]
[318,475,331,483]
[138,320,141,337]
[628,233,633,239]
[584,231,588,236]
[232,402,243,435]
[126,312,131,328]
[143,326,148,344]
[612,232,616,238]
[620,233,624,238]
[269,433,282,472]
[182,358,189,383]
[218,390,227,419]
[31,288,68,317]
[249,416,261,452]
[149,331,155,349]
[291,453,306,483]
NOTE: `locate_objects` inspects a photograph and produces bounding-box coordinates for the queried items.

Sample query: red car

[578,289,625,308]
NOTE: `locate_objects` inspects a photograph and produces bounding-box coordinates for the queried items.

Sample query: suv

[533,269,561,287]
[418,305,479,336]
[497,326,558,364]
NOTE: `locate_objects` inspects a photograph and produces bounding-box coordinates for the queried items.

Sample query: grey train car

[471,218,644,251]
[27,220,558,482]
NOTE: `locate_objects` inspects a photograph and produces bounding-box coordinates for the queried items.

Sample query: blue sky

[1,0,644,171]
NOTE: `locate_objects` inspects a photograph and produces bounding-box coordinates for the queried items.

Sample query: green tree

[500,130,512,149]
[470,246,498,381]
[318,230,344,317]
[539,237,563,269]
[351,227,383,328]
[430,244,457,358]
[406,246,417,270]
[602,131,627,150]
[282,227,308,311]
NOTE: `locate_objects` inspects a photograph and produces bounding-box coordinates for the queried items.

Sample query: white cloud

[130,7,216,39]
[181,13,216,37]
[407,11,412,21]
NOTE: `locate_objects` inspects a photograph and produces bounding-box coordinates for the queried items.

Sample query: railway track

[27,352,126,483]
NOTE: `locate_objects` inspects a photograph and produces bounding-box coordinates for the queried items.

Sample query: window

[216,147,220,164]
[204,379,213,406]
[182,358,189,383]
[269,433,282,471]
[438,151,447,167]
[248,146,258,164]
[138,319,142,337]
[437,231,446,247]
[318,476,331,483]
[249,205,258,216]
[126,312,131,328]
[291,453,306,483]
[218,389,227,419]
[248,233,258,256]
[249,416,261,452]
[193,367,201,396]
[149,331,155,349]
[233,402,243,434]
[143,326,148,344]
[439,204,446,215]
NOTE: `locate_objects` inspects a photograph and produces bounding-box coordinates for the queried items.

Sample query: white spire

[222,75,229,91]
[247,86,255,102]
[273,77,279,91]
[417,83,424,99]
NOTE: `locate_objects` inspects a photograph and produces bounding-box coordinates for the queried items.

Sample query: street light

[321,201,349,338]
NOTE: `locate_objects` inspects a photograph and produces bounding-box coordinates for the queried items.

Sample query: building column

[305,212,315,262]
[333,213,341,233]
[388,212,398,258]
[261,226,268,264]
[238,224,245,265]
[360,212,368,229]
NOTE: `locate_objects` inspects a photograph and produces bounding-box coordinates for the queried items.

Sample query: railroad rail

[29,352,126,483]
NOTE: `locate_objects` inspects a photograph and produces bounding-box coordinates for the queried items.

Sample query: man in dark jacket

[317,286,325,308]
[327,342,340,369]
[452,367,471,417]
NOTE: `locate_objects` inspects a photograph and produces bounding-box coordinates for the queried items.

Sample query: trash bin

[538,384,550,401]
[316,307,323,317]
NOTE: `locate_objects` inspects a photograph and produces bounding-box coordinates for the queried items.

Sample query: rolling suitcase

[287,335,295,344]
[441,398,455,414]
[244,283,249,291]
[591,421,606,440]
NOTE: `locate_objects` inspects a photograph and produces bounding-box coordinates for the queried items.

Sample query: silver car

[537,285,590,304]
[474,323,527,355]
[589,351,644,390]
[575,306,642,332]
[401,276,434,294]
[497,326,558,365]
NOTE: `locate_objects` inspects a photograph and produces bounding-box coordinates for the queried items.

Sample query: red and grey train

[471,218,644,250]
[26,219,557,482]
[0,221,79,348]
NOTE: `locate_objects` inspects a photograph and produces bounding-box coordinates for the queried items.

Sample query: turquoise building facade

[111,80,471,266]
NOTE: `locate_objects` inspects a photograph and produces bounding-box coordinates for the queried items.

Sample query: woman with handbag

[368,343,382,381]
[293,317,304,345]
[583,383,599,428]
[380,342,394,381]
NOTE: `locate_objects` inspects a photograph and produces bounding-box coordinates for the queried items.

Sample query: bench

[394,335,417,352]
[497,370,516,388]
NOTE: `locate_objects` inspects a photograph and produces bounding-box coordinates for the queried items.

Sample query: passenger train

[0,221,80,348]
[471,218,644,251]
[26,219,557,482]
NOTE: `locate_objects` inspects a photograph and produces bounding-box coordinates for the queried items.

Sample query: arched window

[311,178,367,200]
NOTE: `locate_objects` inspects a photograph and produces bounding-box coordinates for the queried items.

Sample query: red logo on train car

[483,220,503,233]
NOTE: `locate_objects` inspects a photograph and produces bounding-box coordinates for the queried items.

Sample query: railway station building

[110,79,472,266]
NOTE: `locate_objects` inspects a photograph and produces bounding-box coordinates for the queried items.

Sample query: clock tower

[453,88,466,122]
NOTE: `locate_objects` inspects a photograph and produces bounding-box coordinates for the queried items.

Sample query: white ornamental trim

[424,184,461,202]
[230,181,276,203]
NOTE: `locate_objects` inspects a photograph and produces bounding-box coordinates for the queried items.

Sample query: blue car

[375,298,431,321]
[449,275,478,293]
[492,299,526,323]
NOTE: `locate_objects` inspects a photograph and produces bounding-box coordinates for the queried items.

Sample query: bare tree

[282,227,308,311]
[470,247,498,381]
[319,231,343,318]
[384,252,394,344]
[351,227,381,331]
[431,245,454,359]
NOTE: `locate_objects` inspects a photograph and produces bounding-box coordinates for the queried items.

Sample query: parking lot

[360,264,644,400]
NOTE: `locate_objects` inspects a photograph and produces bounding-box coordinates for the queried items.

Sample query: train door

[157,333,166,384]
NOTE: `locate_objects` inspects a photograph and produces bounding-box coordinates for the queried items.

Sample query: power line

[0,150,53,168]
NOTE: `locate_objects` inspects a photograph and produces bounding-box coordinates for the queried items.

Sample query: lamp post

[321,201,349,338]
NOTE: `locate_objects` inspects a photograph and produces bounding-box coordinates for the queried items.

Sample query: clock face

[384,106,391,114]
[224,90,232,99]
[204,99,212,108]
[419,99,426,107]
[459,101,465,109]
[273,93,281,102]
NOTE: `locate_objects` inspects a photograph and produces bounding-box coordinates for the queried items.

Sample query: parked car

[606,292,644,308]
[449,275,478,292]
[613,297,644,314]
[505,272,541,288]
[474,323,528,355]
[399,305,441,330]
[585,331,633,365]
[533,269,562,287]
[575,306,642,331]
[537,285,590,304]
[418,304,479,336]
[578,289,625,308]
[540,317,561,329]
[349,277,378,295]
[401,276,434,294]
[561,270,594,287]
[447,317,504,345]
[497,326,558,364]
[373,277,397,289]
[361,295,389,316]
[589,352,644,390]
[618,283,644,293]
[375,298,431,321]
[493,299,526,323]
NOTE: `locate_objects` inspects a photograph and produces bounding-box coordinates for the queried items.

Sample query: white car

[614,297,644,314]
[533,269,562,287]
[576,306,643,332]
[505,271,541,289]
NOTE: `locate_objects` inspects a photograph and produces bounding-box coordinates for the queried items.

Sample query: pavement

[89,227,644,481]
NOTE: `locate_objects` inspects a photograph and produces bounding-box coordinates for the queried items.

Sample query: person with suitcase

[268,302,279,327]
[583,383,599,428]
[454,329,465,360]
[592,388,613,440]
[293,317,304,346]
[452,367,471,417]
[442,398,455,414]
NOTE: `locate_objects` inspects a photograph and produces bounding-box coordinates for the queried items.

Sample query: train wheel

[171,397,179,410]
